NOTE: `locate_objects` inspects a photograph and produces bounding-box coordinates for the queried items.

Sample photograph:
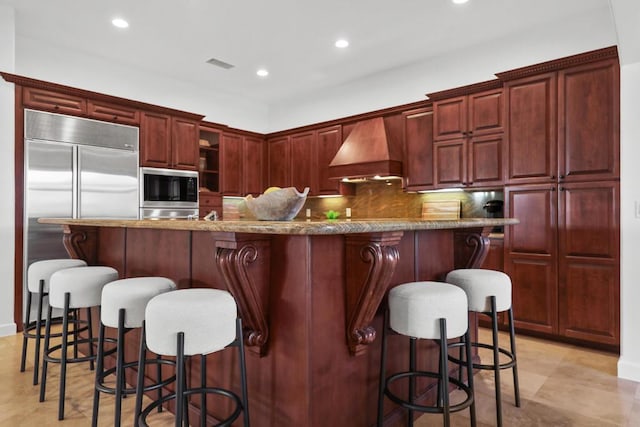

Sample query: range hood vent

[328,117,403,180]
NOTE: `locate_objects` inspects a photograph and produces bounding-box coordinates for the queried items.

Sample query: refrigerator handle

[73,146,79,218]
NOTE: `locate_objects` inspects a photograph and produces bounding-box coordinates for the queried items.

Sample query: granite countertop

[39,217,518,235]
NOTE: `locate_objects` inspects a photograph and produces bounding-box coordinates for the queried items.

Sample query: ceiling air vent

[206,57,235,69]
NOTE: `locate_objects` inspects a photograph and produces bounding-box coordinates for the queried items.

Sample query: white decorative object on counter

[245,187,309,221]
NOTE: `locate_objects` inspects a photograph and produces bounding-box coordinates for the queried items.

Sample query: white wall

[0,5,16,336]
[268,6,616,131]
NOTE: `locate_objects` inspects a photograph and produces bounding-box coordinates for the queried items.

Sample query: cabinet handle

[551,187,556,191]
[559,174,565,179]
[560,187,565,191]
[550,175,555,180]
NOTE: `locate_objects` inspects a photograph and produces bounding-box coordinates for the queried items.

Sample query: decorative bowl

[244,187,309,221]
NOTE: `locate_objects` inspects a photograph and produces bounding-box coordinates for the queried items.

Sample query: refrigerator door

[25,140,74,264]
[78,145,139,219]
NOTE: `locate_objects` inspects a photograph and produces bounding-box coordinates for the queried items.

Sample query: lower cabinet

[504,181,619,347]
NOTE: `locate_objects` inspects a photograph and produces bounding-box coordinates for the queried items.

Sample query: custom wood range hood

[328,117,403,180]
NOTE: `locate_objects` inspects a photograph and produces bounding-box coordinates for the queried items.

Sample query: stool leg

[58,292,72,420]
[175,332,185,427]
[489,296,503,427]
[92,319,106,427]
[87,307,95,371]
[408,337,416,427]
[73,309,79,361]
[377,309,389,427]
[200,353,207,427]
[39,304,53,402]
[156,354,163,413]
[20,289,33,373]
[439,318,451,427]
[464,329,477,427]
[237,318,250,427]
[115,309,126,427]
[134,322,147,427]
[33,283,46,385]
[508,308,521,407]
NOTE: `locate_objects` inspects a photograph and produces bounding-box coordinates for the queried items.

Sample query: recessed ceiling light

[335,39,349,48]
[256,69,269,77]
[452,0,469,4]
[112,18,129,28]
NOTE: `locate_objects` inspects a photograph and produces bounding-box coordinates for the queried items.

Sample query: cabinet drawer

[88,100,140,125]
[23,87,86,115]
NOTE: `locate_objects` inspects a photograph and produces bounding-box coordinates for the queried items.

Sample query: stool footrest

[95,358,176,395]
[384,371,474,414]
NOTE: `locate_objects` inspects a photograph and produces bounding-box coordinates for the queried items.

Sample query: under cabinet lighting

[111,18,129,28]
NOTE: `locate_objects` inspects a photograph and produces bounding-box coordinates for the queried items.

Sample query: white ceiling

[0,0,615,105]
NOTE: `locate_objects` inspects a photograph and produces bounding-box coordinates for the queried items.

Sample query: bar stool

[377,281,476,427]
[40,265,119,420]
[92,277,177,427]
[445,269,520,427]
[135,288,250,427]
[21,259,87,385]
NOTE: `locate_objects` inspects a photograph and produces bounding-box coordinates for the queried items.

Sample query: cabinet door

[557,181,619,345]
[316,125,343,195]
[268,136,290,188]
[433,96,466,141]
[434,139,466,188]
[505,73,557,184]
[243,136,265,196]
[558,59,620,182]
[402,108,434,191]
[22,87,86,115]
[221,133,243,196]
[87,100,140,125]
[468,133,503,187]
[290,131,315,194]
[171,117,199,170]
[504,184,558,334]
[468,89,504,136]
[140,112,172,168]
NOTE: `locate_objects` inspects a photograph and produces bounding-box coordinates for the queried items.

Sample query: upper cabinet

[243,135,266,196]
[316,125,343,195]
[267,136,291,189]
[430,85,504,189]
[219,130,265,196]
[22,87,86,115]
[140,112,199,170]
[501,56,619,185]
[198,125,220,193]
[290,130,316,194]
[403,107,434,191]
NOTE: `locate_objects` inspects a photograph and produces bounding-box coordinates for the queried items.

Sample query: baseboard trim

[618,358,640,382]
[0,322,17,337]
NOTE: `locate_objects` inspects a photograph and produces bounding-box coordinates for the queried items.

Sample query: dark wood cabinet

[433,88,504,189]
[220,132,243,196]
[87,100,140,125]
[22,86,86,115]
[504,181,620,345]
[504,73,557,184]
[558,59,620,182]
[243,135,266,196]
[140,112,199,170]
[198,125,220,193]
[267,136,291,189]
[290,130,316,194]
[316,125,343,195]
[558,181,619,345]
[402,107,434,191]
[171,117,199,170]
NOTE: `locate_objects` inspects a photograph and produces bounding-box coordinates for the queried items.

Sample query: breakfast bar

[40,217,517,427]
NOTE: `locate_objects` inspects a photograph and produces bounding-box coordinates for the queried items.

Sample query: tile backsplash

[226,180,503,220]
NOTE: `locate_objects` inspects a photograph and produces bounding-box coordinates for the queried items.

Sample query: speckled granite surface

[40,217,518,235]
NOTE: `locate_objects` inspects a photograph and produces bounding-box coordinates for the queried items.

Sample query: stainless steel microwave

[139,167,198,218]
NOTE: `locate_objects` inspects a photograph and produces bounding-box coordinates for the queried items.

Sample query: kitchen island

[40,217,517,427]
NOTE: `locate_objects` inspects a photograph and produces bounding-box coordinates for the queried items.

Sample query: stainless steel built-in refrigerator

[24,109,139,316]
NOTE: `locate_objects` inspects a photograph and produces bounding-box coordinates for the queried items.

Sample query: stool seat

[145,288,237,357]
[445,269,512,312]
[101,277,177,328]
[389,281,468,339]
[27,259,88,293]
[49,266,119,309]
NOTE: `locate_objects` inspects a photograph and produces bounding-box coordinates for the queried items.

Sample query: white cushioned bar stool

[135,288,250,427]
[377,281,476,427]
[21,259,87,385]
[445,269,520,427]
[40,265,119,420]
[92,277,177,427]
